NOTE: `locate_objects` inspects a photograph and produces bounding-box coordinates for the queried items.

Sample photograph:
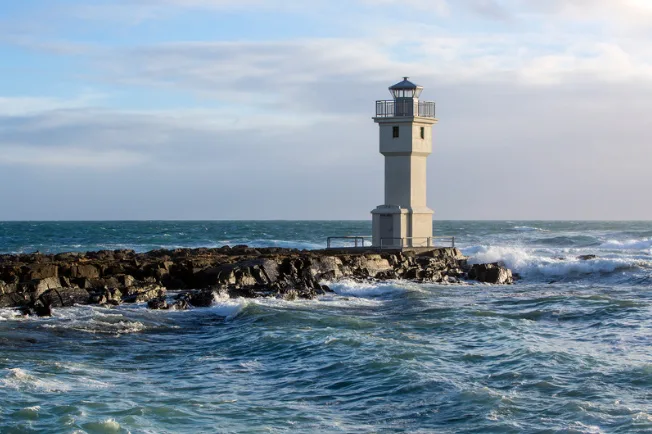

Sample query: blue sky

[1,0,652,220]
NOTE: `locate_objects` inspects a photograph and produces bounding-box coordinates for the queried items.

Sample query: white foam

[1,368,71,392]
[82,418,122,433]
[210,298,248,320]
[513,226,547,232]
[326,279,407,297]
[600,238,652,251]
[38,306,149,335]
[465,245,647,279]
[0,309,23,321]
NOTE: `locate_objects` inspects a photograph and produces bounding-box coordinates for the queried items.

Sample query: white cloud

[0,146,147,168]
[0,93,105,116]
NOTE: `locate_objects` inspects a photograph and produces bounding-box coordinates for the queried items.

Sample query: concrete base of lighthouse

[371,205,434,248]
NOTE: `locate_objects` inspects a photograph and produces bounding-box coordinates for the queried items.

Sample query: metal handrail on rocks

[326,236,372,249]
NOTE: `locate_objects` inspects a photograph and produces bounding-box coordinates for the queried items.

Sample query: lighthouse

[371,77,438,248]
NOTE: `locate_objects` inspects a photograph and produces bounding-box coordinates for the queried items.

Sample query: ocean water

[0,221,650,433]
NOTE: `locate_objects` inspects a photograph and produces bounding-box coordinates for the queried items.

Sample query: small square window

[392,126,399,138]
[420,127,425,139]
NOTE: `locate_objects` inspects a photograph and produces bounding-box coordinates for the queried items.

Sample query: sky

[0,0,651,220]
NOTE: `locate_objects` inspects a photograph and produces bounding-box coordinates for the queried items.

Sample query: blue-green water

[1,221,651,433]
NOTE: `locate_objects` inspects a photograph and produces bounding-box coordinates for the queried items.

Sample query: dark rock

[27,277,64,299]
[33,300,52,317]
[70,264,100,279]
[39,288,90,307]
[95,288,122,306]
[118,274,137,287]
[0,293,29,308]
[468,263,513,284]
[170,299,190,310]
[123,285,165,303]
[147,296,168,310]
[578,255,598,261]
[54,252,82,261]
[27,264,58,280]
[187,290,216,307]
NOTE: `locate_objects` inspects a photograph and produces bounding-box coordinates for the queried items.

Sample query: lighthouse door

[379,214,395,247]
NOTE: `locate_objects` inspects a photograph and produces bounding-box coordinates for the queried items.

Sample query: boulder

[577,254,598,261]
[117,274,136,288]
[27,264,58,280]
[27,277,65,299]
[147,296,168,310]
[70,264,100,279]
[32,301,52,317]
[0,293,29,308]
[39,288,90,307]
[468,263,513,284]
[309,256,343,281]
[169,299,189,310]
[123,285,166,303]
[187,290,216,307]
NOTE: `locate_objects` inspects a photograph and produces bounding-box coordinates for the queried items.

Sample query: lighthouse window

[420,127,425,139]
[392,126,399,138]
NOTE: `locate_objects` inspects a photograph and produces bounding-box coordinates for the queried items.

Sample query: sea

[0,220,650,433]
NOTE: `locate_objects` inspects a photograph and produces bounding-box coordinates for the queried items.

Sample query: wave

[599,238,652,251]
[82,419,123,433]
[536,235,600,248]
[0,368,72,393]
[327,279,408,298]
[513,226,547,232]
[209,298,248,320]
[465,245,649,280]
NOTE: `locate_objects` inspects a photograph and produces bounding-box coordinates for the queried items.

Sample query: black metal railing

[379,236,455,249]
[375,100,436,118]
[326,236,372,249]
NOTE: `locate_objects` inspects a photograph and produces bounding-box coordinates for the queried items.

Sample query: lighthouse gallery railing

[375,100,436,118]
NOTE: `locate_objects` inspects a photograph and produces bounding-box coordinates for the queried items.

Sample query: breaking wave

[600,238,652,251]
[465,245,650,280]
[513,226,547,232]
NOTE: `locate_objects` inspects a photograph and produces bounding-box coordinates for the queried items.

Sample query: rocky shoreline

[0,246,513,316]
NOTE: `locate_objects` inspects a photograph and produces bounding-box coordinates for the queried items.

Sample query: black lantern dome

[389,77,423,99]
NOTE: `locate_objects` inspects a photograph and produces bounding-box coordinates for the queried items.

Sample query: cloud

[3,77,652,219]
[0,146,146,168]
[0,94,105,116]
[2,0,652,219]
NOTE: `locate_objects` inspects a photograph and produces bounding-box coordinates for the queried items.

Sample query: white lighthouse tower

[371,77,438,248]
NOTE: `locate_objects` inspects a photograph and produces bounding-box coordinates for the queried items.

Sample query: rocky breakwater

[0,246,513,316]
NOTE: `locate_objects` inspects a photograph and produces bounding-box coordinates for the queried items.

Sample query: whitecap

[1,368,71,392]
[600,238,652,251]
[326,279,406,297]
[465,245,647,279]
[82,418,122,433]
[206,294,248,320]
[513,226,547,232]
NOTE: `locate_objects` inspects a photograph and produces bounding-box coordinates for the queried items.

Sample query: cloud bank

[1,0,651,220]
